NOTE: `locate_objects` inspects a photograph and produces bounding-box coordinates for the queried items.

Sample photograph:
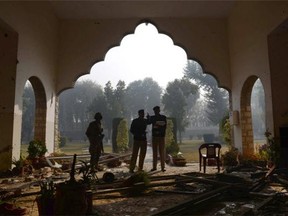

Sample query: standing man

[129,109,148,173]
[147,106,167,172]
[86,112,104,172]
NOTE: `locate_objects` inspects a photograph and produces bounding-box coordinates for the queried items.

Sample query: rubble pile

[1,154,288,215]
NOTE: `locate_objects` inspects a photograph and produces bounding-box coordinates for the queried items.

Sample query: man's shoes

[161,169,166,172]
[150,168,157,171]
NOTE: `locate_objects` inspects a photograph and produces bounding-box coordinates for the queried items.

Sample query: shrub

[166,141,179,155]
[263,130,280,165]
[221,147,239,167]
[165,119,179,155]
[116,119,129,153]
[220,114,231,145]
[27,140,47,158]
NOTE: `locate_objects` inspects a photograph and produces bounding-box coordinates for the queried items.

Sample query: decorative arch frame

[28,76,47,143]
[240,75,260,156]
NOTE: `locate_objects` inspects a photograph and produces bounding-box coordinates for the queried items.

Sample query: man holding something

[147,106,167,172]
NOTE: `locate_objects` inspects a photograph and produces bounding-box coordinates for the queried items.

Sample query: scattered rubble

[1,153,288,215]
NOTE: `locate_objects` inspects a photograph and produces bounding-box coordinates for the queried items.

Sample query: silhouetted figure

[147,106,167,172]
[129,109,148,173]
[86,112,104,171]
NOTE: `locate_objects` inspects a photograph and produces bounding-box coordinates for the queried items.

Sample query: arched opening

[240,75,259,156]
[183,60,230,159]
[58,22,230,162]
[27,76,47,143]
[21,81,35,155]
[251,78,266,152]
[21,77,47,156]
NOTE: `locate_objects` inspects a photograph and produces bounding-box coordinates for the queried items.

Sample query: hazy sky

[79,23,188,89]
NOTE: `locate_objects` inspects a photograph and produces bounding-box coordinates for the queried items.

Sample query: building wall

[268,30,288,137]
[56,18,231,93]
[0,2,59,163]
[228,1,288,152]
[0,20,18,170]
[1,1,288,168]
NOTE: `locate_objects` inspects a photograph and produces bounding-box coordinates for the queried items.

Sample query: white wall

[228,1,288,150]
[0,2,59,159]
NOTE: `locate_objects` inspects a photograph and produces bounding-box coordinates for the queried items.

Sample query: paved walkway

[99,146,221,178]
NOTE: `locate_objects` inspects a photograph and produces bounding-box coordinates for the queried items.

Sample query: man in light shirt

[147,106,167,172]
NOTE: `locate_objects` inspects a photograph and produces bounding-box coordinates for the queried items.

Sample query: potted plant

[220,116,239,168]
[172,152,187,166]
[261,130,280,167]
[121,171,150,197]
[221,146,239,167]
[36,178,55,216]
[12,155,26,176]
[238,153,266,167]
[27,140,47,169]
[54,154,90,215]
[27,140,47,158]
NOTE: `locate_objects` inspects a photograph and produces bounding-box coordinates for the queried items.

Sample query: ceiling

[50,1,236,19]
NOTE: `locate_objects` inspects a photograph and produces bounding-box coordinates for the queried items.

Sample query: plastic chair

[199,143,221,173]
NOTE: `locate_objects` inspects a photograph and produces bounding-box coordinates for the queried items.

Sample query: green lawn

[56,140,228,162]
[21,139,266,163]
[179,140,229,162]
[21,140,230,162]
[179,140,203,162]
[58,142,113,155]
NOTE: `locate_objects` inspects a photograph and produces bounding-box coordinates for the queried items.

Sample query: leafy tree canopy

[184,60,229,125]
[162,78,198,142]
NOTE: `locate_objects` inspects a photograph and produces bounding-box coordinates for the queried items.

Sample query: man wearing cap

[86,112,104,171]
[129,109,148,173]
[147,106,167,172]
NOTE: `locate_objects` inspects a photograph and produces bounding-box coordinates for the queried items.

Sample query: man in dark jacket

[147,106,167,172]
[129,109,148,173]
[86,112,104,171]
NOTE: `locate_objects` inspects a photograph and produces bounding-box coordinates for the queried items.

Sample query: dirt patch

[1,162,219,216]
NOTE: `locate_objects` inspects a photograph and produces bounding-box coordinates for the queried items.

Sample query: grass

[20,142,113,158]
[58,142,113,155]
[179,140,203,162]
[179,140,229,162]
[21,140,231,162]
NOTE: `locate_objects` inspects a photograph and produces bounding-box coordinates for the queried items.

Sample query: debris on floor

[1,154,288,215]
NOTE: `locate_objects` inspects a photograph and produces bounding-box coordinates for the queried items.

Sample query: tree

[162,78,198,143]
[114,80,127,117]
[58,80,103,141]
[188,99,209,127]
[88,95,107,120]
[100,81,128,140]
[205,87,228,125]
[184,60,229,126]
[88,80,128,141]
[126,77,162,119]
[102,81,115,139]
[74,80,103,131]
